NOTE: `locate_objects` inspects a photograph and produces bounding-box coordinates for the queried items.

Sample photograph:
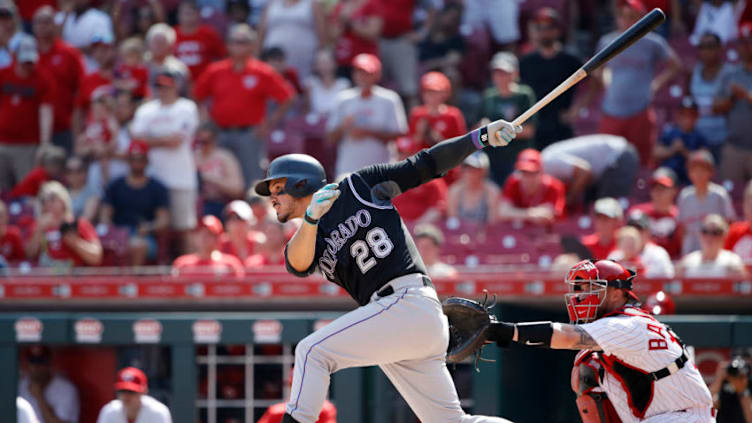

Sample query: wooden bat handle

[511,68,588,127]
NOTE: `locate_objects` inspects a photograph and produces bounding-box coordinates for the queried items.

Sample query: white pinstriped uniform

[581,307,715,423]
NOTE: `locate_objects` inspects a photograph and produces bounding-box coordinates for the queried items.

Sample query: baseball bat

[508,8,666,129]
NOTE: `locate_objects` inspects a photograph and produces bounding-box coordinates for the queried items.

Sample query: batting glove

[306,183,341,220]
[487,119,523,147]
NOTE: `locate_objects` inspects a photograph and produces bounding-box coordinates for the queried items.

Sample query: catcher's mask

[565,259,636,324]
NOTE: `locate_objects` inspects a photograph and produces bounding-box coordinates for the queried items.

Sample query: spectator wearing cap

[715,23,752,182]
[32,6,85,156]
[630,167,683,258]
[0,199,25,263]
[391,136,447,224]
[19,345,80,423]
[678,150,736,255]
[96,366,172,423]
[0,3,34,70]
[725,180,752,262]
[327,53,407,176]
[413,223,457,279]
[575,0,681,165]
[174,1,227,80]
[17,396,39,423]
[499,148,565,225]
[0,37,55,193]
[195,122,244,218]
[195,24,295,186]
[519,7,583,150]
[691,0,746,45]
[130,71,200,252]
[100,141,170,266]
[64,156,100,222]
[145,23,191,97]
[57,0,114,50]
[303,49,351,117]
[245,221,287,267]
[173,215,245,276]
[9,145,66,199]
[654,96,709,185]
[328,0,383,78]
[541,134,639,207]
[608,210,675,278]
[447,151,499,225]
[479,51,537,186]
[408,71,467,149]
[219,200,264,262]
[679,213,747,278]
[73,32,116,134]
[691,32,732,158]
[581,197,623,260]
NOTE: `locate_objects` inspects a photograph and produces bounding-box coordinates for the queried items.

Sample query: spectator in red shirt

[0,199,25,264]
[581,197,623,260]
[26,181,103,267]
[9,145,66,199]
[629,167,683,258]
[725,180,752,262]
[500,148,566,225]
[115,37,149,100]
[74,33,116,134]
[173,215,245,277]
[195,24,295,186]
[175,1,227,80]
[329,0,383,78]
[220,200,264,262]
[409,71,466,148]
[245,221,286,267]
[0,38,54,193]
[32,6,85,156]
[391,136,447,223]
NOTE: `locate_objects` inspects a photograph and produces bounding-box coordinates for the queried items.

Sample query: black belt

[376,275,433,298]
[649,351,689,381]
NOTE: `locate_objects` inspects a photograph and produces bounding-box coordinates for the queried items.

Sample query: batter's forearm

[286,221,319,273]
[424,132,478,176]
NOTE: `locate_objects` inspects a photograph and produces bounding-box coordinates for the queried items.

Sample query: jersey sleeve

[580,316,646,357]
[284,244,318,277]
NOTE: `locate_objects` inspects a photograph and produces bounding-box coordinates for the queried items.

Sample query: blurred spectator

[725,180,752,262]
[173,214,245,276]
[32,6,85,156]
[653,96,709,184]
[19,345,80,423]
[608,210,675,278]
[220,200,263,262]
[480,52,536,186]
[579,0,681,165]
[227,0,252,26]
[462,0,521,50]
[64,156,99,222]
[391,137,447,224]
[690,0,746,45]
[710,356,752,423]
[0,38,54,193]
[691,32,731,158]
[413,223,457,278]
[57,0,114,50]
[408,71,466,148]
[260,46,303,93]
[679,213,747,277]
[96,367,171,423]
[74,33,116,129]
[131,71,199,252]
[76,90,119,183]
[26,181,103,267]
[328,0,383,77]
[247,191,276,231]
[17,396,39,423]
[259,0,325,80]
[715,23,752,182]
[303,49,351,116]
[327,53,407,176]
[195,24,295,186]
[245,221,286,267]
[9,145,66,199]
[0,199,25,263]
[115,37,150,100]
[111,0,166,42]
[447,151,499,225]
[99,141,170,267]
[175,1,227,80]
[146,23,191,97]
[195,122,244,218]
[519,8,582,150]
[499,149,565,225]
[581,197,623,260]
[0,3,31,70]
[541,134,639,207]
[630,167,683,258]
[418,2,463,77]
[678,150,736,255]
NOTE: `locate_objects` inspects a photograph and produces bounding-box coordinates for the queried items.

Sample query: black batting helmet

[254,154,327,197]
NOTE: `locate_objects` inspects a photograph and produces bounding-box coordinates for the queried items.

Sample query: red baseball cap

[352,53,382,75]
[650,167,677,188]
[421,71,451,92]
[127,140,150,156]
[515,148,542,172]
[198,215,224,236]
[396,136,421,154]
[114,367,148,393]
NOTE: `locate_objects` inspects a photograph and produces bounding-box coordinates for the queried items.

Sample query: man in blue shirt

[654,97,708,184]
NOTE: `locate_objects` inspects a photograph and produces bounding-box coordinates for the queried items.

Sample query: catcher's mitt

[443,291,497,371]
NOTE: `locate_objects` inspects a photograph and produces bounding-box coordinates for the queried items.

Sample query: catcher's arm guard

[571,350,622,423]
[443,291,497,371]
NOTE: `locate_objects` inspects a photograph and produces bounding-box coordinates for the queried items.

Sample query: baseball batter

[485,259,715,423]
[254,120,521,423]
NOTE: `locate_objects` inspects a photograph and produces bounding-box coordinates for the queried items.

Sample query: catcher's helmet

[254,154,326,198]
[564,260,638,324]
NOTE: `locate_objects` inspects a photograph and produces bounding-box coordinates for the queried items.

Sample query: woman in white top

[304,49,351,116]
[680,213,748,278]
[259,0,326,79]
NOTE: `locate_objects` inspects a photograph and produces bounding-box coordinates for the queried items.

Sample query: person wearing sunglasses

[679,213,747,278]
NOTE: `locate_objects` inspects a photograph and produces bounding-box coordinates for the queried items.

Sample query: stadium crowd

[0,0,751,279]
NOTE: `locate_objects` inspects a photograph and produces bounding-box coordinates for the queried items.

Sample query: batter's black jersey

[285,160,429,306]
